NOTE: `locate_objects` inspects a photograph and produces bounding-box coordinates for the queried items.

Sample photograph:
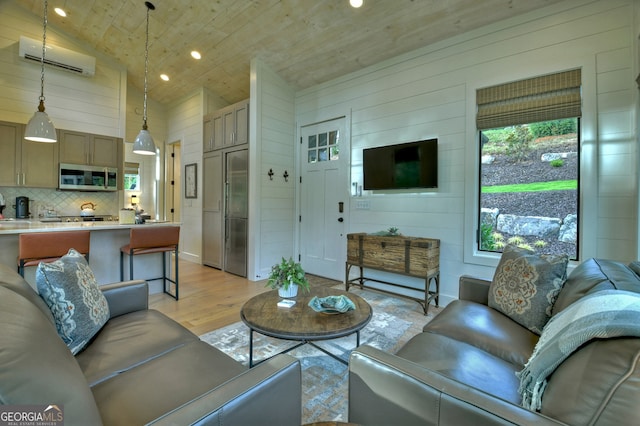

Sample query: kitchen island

[0,220,180,292]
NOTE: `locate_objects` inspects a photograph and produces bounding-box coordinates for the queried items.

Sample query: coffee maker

[15,196,30,219]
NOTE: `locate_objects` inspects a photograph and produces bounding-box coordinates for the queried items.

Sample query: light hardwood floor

[149,260,271,336]
[149,259,342,336]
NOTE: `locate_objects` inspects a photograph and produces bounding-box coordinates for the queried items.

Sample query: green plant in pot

[266,257,310,298]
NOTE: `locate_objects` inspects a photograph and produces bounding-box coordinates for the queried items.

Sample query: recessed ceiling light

[54,7,67,17]
[160,74,169,81]
[349,0,363,8]
[191,51,201,60]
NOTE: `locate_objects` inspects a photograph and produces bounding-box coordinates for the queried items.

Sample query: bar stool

[18,230,91,276]
[120,226,180,300]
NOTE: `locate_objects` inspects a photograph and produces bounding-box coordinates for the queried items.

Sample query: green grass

[482,180,577,193]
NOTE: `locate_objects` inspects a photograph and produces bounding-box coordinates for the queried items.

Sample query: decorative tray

[308,295,356,314]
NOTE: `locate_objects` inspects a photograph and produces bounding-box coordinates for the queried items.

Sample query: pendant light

[24,0,57,143]
[133,1,157,155]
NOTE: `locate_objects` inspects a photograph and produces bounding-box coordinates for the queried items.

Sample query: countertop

[0,219,181,287]
[0,219,179,235]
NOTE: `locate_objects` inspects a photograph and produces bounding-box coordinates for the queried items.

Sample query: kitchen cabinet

[0,121,19,187]
[59,130,121,168]
[0,121,58,188]
[202,99,248,152]
[202,99,249,274]
[228,101,248,146]
[202,151,223,268]
[203,114,223,152]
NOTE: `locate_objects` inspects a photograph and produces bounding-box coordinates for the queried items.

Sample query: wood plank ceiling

[14,0,566,106]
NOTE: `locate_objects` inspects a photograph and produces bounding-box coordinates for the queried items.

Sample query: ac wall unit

[18,35,96,77]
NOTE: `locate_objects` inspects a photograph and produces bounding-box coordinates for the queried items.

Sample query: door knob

[338,217,344,222]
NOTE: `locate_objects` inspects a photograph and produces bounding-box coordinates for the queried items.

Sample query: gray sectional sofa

[349,258,640,425]
[0,263,301,425]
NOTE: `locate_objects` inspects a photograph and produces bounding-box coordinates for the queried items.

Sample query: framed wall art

[185,163,197,199]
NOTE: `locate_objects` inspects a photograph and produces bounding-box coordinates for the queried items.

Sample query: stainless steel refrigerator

[224,149,248,276]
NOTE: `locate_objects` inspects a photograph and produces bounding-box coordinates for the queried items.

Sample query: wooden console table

[345,233,440,314]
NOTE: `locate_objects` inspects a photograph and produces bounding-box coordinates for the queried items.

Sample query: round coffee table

[241,286,372,367]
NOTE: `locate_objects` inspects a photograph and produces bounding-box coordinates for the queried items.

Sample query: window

[476,70,581,260]
[307,130,339,163]
[124,162,140,190]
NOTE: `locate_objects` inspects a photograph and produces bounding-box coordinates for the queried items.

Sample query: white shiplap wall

[160,88,228,264]
[250,59,297,280]
[125,84,167,145]
[124,83,168,220]
[294,0,638,305]
[161,89,227,262]
[595,45,637,260]
[0,2,126,137]
[165,89,211,263]
[0,2,166,221]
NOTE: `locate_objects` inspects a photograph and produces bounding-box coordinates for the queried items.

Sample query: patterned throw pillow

[488,245,568,335]
[36,248,110,355]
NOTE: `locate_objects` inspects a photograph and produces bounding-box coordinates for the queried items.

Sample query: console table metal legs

[345,263,440,315]
[345,233,440,315]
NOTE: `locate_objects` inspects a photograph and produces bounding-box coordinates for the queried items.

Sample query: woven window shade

[124,162,140,175]
[476,69,581,130]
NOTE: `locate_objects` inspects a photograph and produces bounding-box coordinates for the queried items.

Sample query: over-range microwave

[59,163,118,191]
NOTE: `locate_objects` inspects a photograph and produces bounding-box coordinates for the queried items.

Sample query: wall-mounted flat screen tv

[363,138,438,190]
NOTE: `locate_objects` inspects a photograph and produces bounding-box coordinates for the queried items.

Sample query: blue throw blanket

[517,289,640,411]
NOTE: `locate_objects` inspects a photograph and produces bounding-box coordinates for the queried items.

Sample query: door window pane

[330,131,339,160]
[307,130,339,163]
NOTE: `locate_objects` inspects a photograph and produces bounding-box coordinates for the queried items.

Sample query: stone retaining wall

[481,208,577,243]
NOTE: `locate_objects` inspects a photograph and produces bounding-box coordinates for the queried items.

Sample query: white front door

[299,118,349,281]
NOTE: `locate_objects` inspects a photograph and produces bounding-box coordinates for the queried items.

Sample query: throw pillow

[488,245,568,335]
[36,248,110,355]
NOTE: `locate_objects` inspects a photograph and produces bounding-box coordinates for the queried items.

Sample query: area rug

[200,286,441,423]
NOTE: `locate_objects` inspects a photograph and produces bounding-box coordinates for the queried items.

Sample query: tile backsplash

[0,187,119,218]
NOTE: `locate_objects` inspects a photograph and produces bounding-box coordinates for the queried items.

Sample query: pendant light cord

[39,0,48,108]
[24,0,56,142]
[142,2,153,130]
